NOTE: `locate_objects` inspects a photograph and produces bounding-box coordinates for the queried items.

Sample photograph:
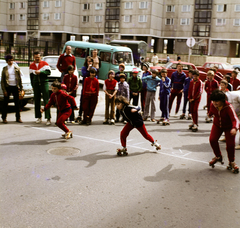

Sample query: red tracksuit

[82,76,99,122]
[230,78,240,91]
[204,79,219,113]
[188,79,203,125]
[209,101,239,162]
[45,89,77,133]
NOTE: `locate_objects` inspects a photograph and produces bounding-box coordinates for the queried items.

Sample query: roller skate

[227,162,239,174]
[179,113,185,119]
[162,118,170,126]
[187,114,192,120]
[151,141,161,151]
[65,131,73,139]
[157,117,164,124]
[209,156,224,168]
[189,123,194,130]
[103,119,109,124]
[116,147,128,156]
[191,124,198,132]
[205,116,212,123]
[109,119,115,125]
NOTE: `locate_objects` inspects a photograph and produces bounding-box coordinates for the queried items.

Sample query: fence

[0,39,65,66]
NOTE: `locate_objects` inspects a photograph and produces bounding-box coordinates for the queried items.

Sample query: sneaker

[16,119,23,123]
[46,119,51,126]
[2,119,8,124]
[36,118,42,124]
[110,119,115,125]
[192,124,198,132]
[103,119,109,124]
[75,116,82,124]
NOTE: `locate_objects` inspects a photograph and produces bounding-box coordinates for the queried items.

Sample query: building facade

[0,0,240,57]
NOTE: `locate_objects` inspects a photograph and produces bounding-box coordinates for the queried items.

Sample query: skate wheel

[117,152,122,156]
[233,169,239,174]
[227,166,232,170]
[123,152,128,156]
[209,163,215,168]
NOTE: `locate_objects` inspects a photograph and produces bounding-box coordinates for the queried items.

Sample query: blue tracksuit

[159,77,171,119]
[183,77,192,114]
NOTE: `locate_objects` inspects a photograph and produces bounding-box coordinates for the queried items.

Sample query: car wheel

[19,99,28,108]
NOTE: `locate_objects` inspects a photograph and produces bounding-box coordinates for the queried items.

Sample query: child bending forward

[115,96,161,156]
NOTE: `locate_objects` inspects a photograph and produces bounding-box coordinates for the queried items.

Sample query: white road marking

[132,142,145,146]
[31,127,224,168]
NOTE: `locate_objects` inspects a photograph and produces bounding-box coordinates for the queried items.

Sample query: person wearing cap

[115,63,127,82]
[128,68,142,106]
[80,67,99,125]
[141,62,152,112]
[116,73,129,123]
[103,70,118,125]
[142,69,161,122]
[230,70,240,91]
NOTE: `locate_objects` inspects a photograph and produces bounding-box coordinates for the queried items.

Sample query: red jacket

[230,78,240,91]
[188,79,203,100]
[205,79,219,95]
[62,74,78,97]
[209,101,239,130]
[57,54,76,72]
[45,89,76,112]
[83,77,99,96]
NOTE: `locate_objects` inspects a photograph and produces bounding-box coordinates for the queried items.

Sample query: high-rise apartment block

[0,0,240,57]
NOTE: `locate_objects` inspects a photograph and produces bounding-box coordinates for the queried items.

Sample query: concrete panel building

[0,0,240,57]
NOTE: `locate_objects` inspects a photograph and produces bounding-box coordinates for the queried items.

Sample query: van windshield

[112,52,133,66]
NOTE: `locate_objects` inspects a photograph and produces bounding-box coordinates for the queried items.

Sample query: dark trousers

[183,90,191,114]
[2,86,20,120]
[141,88,147,111]
[130,93,139,106]
[82,94,98,122]
[160,93,169,119]
[169,89,183,114]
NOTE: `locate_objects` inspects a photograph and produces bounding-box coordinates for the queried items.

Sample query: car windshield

[112,52,133,65]
[43,57,58,70]
[164,62,173,68]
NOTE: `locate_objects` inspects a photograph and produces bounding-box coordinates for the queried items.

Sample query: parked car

[197,62,233,75]
[233,64,240,71]
[150,61,207,81]
[41,55,80,91]
[0,59,34,108]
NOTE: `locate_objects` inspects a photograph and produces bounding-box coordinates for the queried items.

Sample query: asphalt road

[0,86,240,228]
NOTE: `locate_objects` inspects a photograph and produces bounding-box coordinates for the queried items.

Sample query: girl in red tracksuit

[80,67,99,125]
[62,65,79,122]
[41,81,77,139]
[115,96,161,156]
[188,70,203,132]
[208,90,239,174]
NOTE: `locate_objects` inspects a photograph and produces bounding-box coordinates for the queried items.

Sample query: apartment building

[0,0,240,57]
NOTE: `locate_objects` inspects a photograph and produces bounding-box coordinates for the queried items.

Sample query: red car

[197,62,233,75]
[150,61,207,81]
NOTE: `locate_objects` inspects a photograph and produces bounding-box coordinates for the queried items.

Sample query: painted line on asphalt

[31,127,224,168]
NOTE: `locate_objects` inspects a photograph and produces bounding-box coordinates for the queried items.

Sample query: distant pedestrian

[1,54,23,123]
[166,55,170,62]
[62,65,79,123]
[57,46,76,82]
[103,70,118,125]
[41,81,77,139]
[92,49,101,78]
[177,55,181,61]
[29,51,51,125]
[151,53,158,66]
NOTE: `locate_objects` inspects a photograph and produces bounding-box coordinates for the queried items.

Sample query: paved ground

[0,85,240,228]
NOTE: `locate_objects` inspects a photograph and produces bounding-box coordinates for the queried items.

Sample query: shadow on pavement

[1,138,67,146]
[173,143,211,153]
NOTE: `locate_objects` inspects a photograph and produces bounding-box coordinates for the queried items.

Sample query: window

[28,0,39,6]
[99,52,111,63]
[195,0,212,10]
[82,16,89,22]
[217,4,227,12]
[95,16,102,22]
[139,2,147,9]
[124,15,132,22]
[234,19,240,26]
[216,18,226,26]
[43,1,49,8]
[83,3,90,10]
[43,13,49,20]
[19,2,25,9]
[74,48,87,58]
[235,5,240,12]
[139,15,147,22]
[182,5,190,12]
[180,18,190,25]
[166,5,175,12]
[55,1,61,7]
[165,18,174,25]
[9,3,15,9]
[28,6,39,18]
[194,11,211,23]
[27,19,39,30]
[106,8,120,20]
[193,25,211,37]
[9,14,15,20]
[125,2,133,9]
[105,21,119,33]
[54,13,61,20]
[19,14,25,20]
[106,0,120,7]
[95,3,103,10]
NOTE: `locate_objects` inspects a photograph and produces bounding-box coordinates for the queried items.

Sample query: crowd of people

[1,49,240,173]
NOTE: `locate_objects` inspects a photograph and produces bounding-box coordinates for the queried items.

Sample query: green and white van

[63,41,142,83]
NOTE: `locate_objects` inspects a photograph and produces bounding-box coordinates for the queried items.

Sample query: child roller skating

[208,90,239,174]
[115,96,161,156]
